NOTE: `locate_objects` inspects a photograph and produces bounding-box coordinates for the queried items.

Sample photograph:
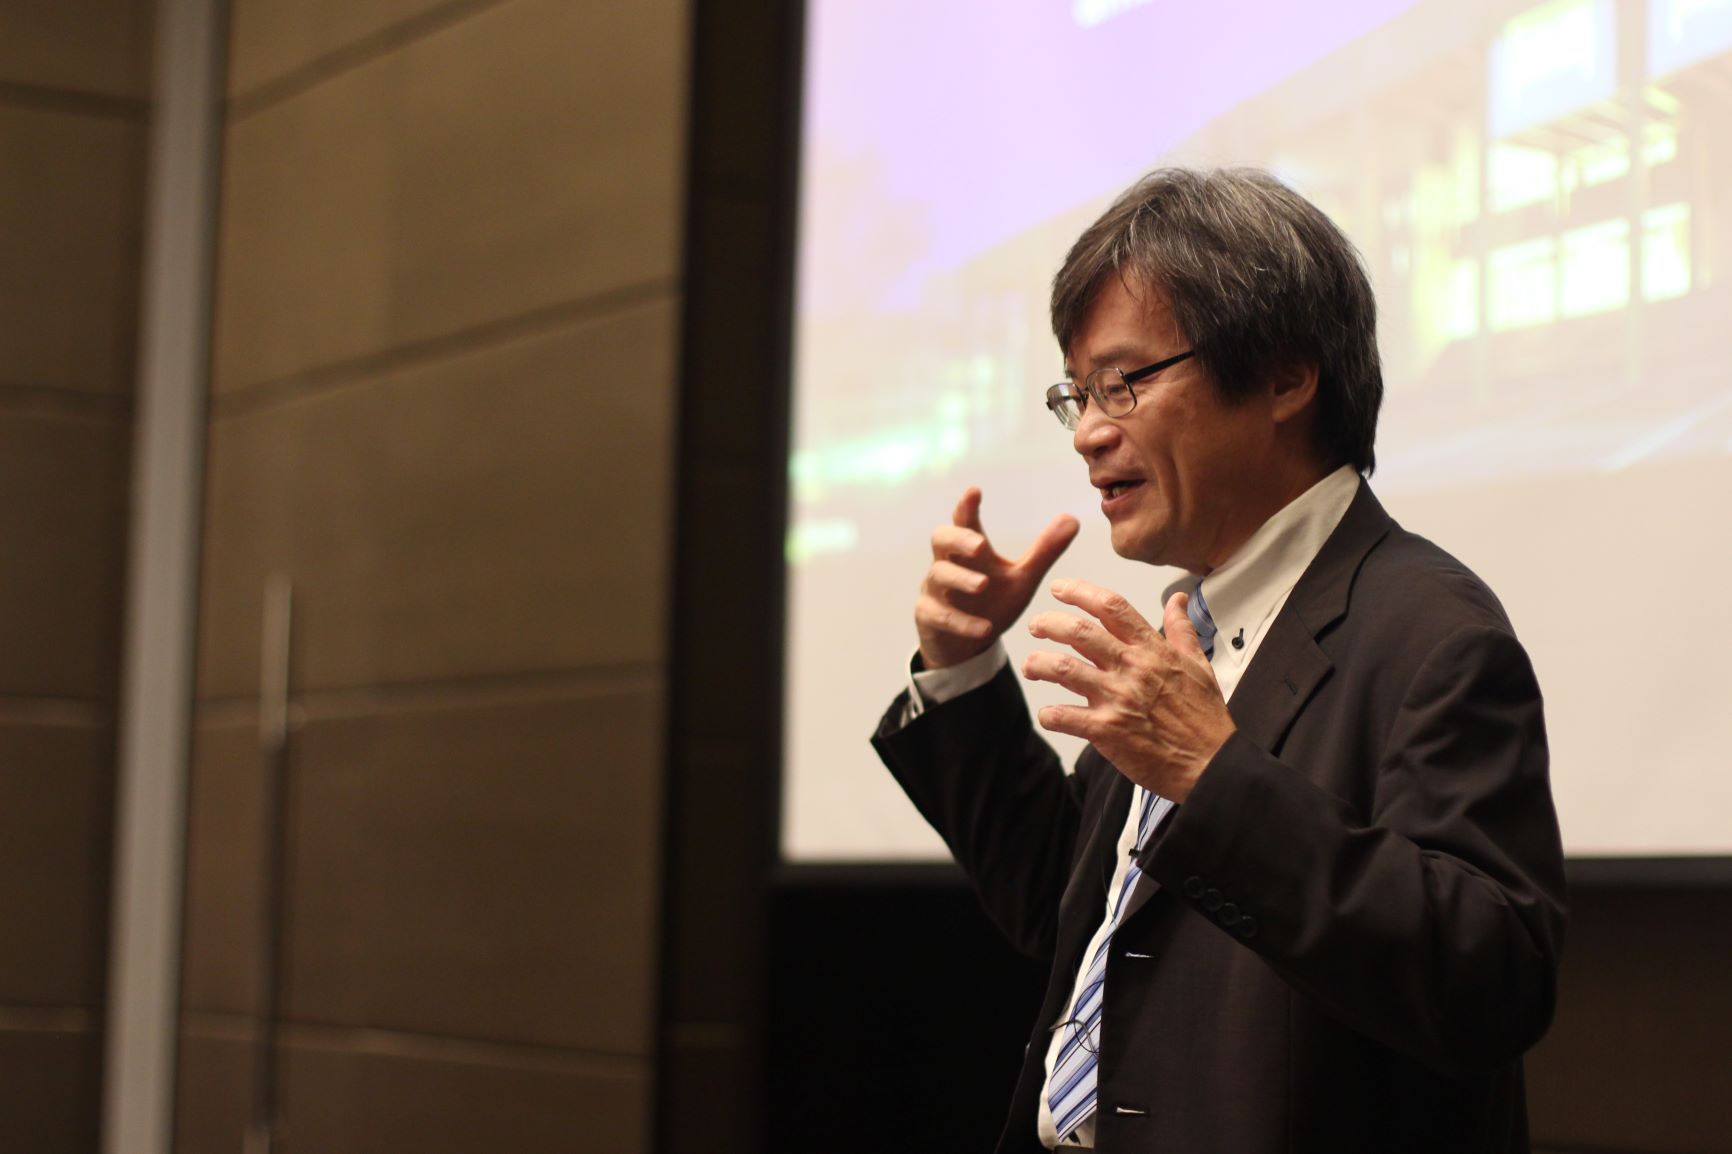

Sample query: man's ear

[1268,361,1319,426]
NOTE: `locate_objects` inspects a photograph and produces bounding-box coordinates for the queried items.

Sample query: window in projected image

[783,0,1732,863]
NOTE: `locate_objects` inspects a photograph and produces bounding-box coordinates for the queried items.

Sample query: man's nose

[1072,404,1120,457]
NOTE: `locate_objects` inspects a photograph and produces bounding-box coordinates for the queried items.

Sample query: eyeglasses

[1044,350,1195,430]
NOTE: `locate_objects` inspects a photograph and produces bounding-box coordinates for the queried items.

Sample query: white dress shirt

[902,465,1361,1148]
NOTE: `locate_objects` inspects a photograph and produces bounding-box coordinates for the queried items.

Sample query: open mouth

[1100,480,1143,499]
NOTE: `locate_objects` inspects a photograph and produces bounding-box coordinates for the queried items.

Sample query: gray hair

[1050,167,1383,473]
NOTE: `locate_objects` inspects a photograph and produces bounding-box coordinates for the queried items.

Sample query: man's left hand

[1021,579,1235,803]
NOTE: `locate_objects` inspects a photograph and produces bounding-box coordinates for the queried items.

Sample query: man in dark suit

[872,168,1566,1153]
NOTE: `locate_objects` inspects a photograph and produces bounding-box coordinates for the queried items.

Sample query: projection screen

[782,0,1732,864]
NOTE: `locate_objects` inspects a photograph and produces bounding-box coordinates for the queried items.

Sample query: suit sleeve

[1141,624,1566,1077]
[872,661,1088,961]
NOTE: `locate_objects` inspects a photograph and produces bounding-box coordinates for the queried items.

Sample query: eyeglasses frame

[1044,349,1196,430]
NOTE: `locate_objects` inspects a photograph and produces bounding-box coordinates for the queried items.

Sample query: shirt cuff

[903,640,1010,722]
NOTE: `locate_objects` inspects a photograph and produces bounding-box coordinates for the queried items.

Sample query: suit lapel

[1226,481,1399,752]
[1223,615,1333,755]
[1117,480,1394,925]
[1117,796,1172,924]
[1078,749,1134,896]
[1224,479,1393,753]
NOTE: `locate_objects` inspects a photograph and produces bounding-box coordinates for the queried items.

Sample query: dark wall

[765,878,1047,1154]
[656,1,803,1151]
[0,1,153,1149]
[1526,884,1732,1153]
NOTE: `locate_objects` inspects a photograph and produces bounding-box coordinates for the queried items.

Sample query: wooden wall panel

[0,4,149,1151]
[180,1,688,1150]
[227,0,473,99]
[0,723,114,1007]
[0,411,129,699]
[212,0,685,397]
[280,687,664,1054]
[0,0,153,98]
[179,720,267,1016]
[0,105,146,396]
[174,1024,651,1154]
[195,299,676,699]
[171,1030,252,1154]
[275,1033,649,1154]
[0,1025,103,1154]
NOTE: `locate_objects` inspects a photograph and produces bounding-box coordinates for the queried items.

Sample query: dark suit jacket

[872,482,1567,1153]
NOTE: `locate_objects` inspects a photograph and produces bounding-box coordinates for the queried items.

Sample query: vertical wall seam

[99,1,230,1151]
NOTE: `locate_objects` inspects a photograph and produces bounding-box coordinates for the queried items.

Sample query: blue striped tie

[1045,585,1215,1142]
[1188,583,1217,659]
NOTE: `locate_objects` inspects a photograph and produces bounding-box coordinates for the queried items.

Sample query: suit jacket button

[1183,876,1205,900]
[1236,915,1258,939]
[1203,888,1223,911]
[1220,902,1239,925]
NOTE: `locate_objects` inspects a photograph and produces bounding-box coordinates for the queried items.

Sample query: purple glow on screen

[803,0,1421,308]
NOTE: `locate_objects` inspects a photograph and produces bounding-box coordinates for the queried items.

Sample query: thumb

[1163,591,1204,656]
[1015,513,1080,581]
[952,486,985,533]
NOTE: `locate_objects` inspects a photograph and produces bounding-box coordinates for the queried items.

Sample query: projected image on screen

[784,0,1732,861]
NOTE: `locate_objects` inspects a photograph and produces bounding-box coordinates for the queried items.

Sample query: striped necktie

[1188,584,1217,658]
[1045,585,1216,1143]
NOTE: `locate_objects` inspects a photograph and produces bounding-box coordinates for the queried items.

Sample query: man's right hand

[915,487,1080,669]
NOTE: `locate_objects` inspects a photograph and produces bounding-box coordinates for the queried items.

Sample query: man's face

[1065,275,1282,573]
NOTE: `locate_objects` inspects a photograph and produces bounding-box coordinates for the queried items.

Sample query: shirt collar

[1197,465,1361,660]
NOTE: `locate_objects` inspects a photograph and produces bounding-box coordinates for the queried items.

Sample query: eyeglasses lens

[1046,383,1083,430]
[1093,368,1135,417]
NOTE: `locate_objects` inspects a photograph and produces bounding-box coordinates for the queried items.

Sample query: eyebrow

[1062,344,1160,379]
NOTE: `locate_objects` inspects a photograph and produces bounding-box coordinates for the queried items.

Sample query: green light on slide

[1643,122,1679,167]
[1566,137,1629,193]
[786,518,860,564]
[789,426,969,503]
[789,397,975,503]
[1447,259,1479,341]
[1488,237,1558,331]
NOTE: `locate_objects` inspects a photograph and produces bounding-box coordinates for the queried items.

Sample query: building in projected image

[788,0,1732,566]
[1193,0,1732,491]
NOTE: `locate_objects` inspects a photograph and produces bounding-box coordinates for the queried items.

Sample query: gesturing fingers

[1022,581,1235,804]
[1034,702,1097,741]
[1050,578,1158,645]
[1020,648,1108,700]
[915,589,993,641]
[930,523,990,565]
[926,559,988,597]
[1163,591,1207,660]
[952,485,986,533]
[1013,513,1079,581]
[1026,610,1121,668]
